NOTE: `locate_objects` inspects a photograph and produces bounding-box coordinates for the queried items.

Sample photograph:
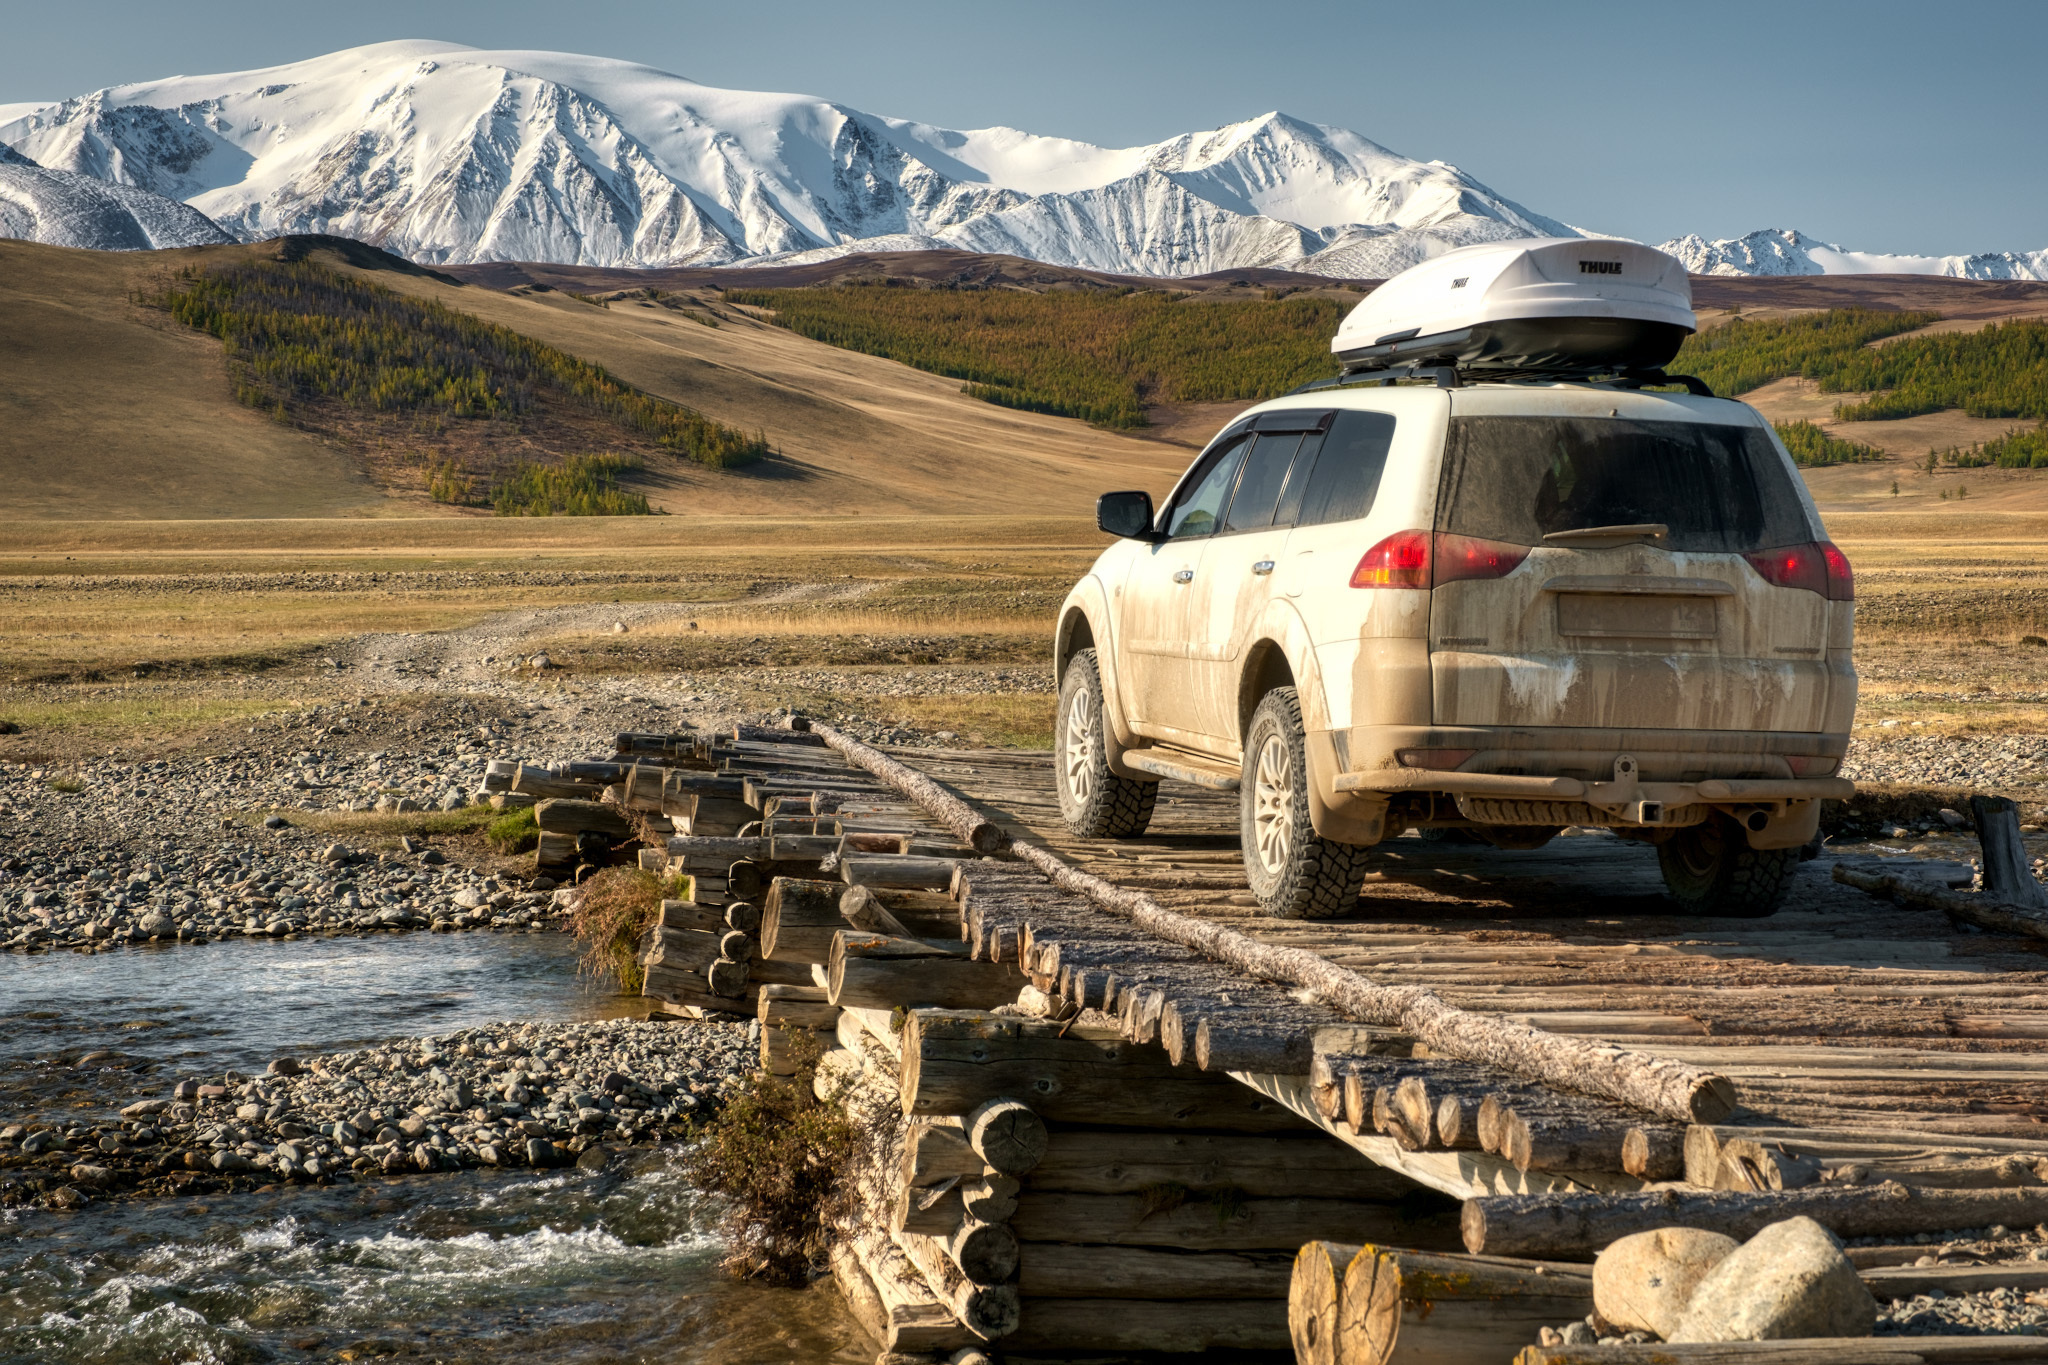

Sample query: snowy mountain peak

[0,41,1588,276]
[1660,226,2048,282]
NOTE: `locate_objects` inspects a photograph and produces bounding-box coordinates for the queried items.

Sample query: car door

[1120,429,1252,740]
[1181,411,1332,750]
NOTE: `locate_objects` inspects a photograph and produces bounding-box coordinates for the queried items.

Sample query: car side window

[1222,433,1305,532]
[1165,434,1250,539]
[1289,410,1398,527]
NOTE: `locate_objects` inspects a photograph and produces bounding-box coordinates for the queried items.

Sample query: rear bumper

[1333,769,1853,803]
[1325,724,1851,847]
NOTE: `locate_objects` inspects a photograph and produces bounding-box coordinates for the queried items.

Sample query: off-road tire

[1241,687,1373,919]
[1056,649,1157,838]
[1657,814,1796,917]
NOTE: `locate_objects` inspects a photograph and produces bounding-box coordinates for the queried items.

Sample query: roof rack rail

[1288,365,1715,399]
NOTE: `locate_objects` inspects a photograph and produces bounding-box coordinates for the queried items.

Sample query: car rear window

[1436,416,1813,552]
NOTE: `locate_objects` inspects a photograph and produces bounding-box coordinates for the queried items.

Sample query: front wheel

[1657,814,1795,917]
[1240,688,1373,919]
[1056,649,1157,838]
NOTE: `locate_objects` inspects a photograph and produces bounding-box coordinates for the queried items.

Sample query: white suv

[1052,243,1855,920]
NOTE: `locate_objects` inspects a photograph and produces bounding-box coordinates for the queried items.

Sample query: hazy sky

[4,0,2042,255]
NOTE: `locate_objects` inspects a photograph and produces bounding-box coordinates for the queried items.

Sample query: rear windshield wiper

[1541,523,1669,545]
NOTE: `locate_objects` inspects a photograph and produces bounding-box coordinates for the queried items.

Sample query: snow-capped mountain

[0,140,231,250]
[1660,227,2048,282]
[0,40,1580,276]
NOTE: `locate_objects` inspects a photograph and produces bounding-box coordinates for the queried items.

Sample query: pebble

[0,1019,750,1209]
[1843,734,2048,789]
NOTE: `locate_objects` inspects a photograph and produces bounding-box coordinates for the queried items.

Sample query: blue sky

[4,0,2042,255]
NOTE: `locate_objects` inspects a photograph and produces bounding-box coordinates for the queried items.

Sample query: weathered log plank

[1338,1245,1594,1365]
[1020,1244,1294,1300]
[1008,1190,1461,1251]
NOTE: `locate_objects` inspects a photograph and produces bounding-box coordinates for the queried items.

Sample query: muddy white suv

[1053,239,1855,920]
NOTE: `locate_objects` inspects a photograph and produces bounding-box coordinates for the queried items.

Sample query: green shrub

[1773,420,1885,467]
[726,285,1344,428]
[156,258,769,467]
[485,804,539,854]
[567,866,668,992]
[679,1030,858,1283]
[493,454,656,517]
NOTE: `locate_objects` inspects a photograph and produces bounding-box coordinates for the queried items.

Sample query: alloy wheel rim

[1063,683,1097,805]
[1253,734,1292,876]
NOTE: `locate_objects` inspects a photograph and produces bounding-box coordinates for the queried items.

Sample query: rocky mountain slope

[0,40,1577,276]
[1659,227,2048,281]
[0,141,230,250]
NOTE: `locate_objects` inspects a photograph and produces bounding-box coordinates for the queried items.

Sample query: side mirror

[1097,490,1158,541]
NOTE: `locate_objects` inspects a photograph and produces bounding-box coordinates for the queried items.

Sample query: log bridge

[538,723,2048,1364]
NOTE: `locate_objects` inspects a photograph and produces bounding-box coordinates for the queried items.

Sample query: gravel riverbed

[0,1018,752,1211]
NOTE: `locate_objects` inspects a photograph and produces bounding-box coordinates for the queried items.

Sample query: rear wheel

[1241,688,1373,919]
[1657,814,1795,917]
[1056,649,1157,838]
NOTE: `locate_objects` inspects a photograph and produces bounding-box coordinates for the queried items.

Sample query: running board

[1121,748,1241,791]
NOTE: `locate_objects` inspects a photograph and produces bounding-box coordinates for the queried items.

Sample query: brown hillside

[0,238,1199,521]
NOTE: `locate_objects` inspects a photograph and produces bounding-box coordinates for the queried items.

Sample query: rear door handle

[1252,560,1275,576]
[1172,568,1195,584]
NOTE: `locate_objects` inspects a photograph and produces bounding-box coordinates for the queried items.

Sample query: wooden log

[1686,1123,1726,1187]
[903,1119,980,1184]
[1974,794,2048,908]
[1010,1190,1461,1251]
[761,878,847,963]
[758,984,839,1031]
[1834,863,2048,943]
[1716,1137,1824,1191]
[959,1175,1018,1223]
[534,798,635,838]
[840,884,918,939]
[1026,1131,1416,1201]
[988,830,1735,1123]
[657,898,725,934]
[1340,1246,1594,1365]
[1001,1298,1288,1353]
[965,1098,1047,1177]
[1501,1097,1682,1176]
[893,1228,1019,1340]
[536,830,579,869]
[1622,1124,1687,1181]
[1289,1240,1360,1365]
[896,1180,966,1236]
[665,835,768,861]
[706,957,750,997]
[947,1219,1018,1284]
[828,932,1021,1011]
[718,928,754,960]
[641,963,749,1016]
[643,925,722,971]
[761,1024,803,1075]
[727,859,765,900]
[828,1241,888,1347]
[725,900,763,933]
[1025,1244,1294,1301]
[902,1011,1311,1132]
[844,855,967,890]
[813,724,1008,853]
[842,1225,975,1353]
[513,764,605,801]
[1517,1341,2048,1364]
[1463,1182,2048,1259]
[1863,1263,2048,1298]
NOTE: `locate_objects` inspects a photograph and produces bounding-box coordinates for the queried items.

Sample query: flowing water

[0,937,870,1364]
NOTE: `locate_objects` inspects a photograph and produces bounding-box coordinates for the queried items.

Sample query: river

[0,934,870,1364]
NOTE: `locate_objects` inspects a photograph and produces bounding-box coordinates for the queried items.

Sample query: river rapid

[0,934,870,1365]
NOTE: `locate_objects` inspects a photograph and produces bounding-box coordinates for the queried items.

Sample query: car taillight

[1351,532,1529,589]
[1744,541,1854,601]
[1351,530,1432,588]
[1785,755,1840,777]
[1819,540,1854,600]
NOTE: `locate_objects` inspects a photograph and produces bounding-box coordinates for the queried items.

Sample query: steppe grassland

[6,512,2048,763]
[0,516,1100,758]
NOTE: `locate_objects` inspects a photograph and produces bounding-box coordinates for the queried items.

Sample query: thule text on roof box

[1330,238,1697,378]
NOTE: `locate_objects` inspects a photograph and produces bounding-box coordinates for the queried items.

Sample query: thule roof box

[1326,238,1698,384]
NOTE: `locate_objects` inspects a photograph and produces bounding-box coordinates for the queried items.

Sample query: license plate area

[1556,593,1718,639]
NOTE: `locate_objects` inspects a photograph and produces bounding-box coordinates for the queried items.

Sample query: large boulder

[1594,1226,1739,1338]
[1669,1216,1876,1342]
